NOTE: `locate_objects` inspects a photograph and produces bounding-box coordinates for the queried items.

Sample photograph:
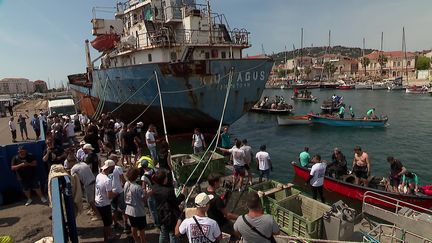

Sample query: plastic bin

[273,194,331,239]
[248,180,300,214]
[171,151,225,184]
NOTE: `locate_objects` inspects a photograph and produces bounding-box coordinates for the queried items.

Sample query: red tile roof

[364,51,415,59]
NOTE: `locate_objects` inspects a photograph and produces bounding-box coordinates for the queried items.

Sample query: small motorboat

[309,114,388,127]
[292,162,432,209]
[291,96,317,102]
[355,82,372,90]
[406,85,430,94]
[337,84,355,90]
[371,82,388,90]
[277,115,311,126]
[250,105,294,115]
[320,98,343,113]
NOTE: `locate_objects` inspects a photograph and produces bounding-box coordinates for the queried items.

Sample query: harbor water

[228,89,432,186]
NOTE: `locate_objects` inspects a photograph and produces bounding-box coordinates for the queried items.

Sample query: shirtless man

[352,146,371,186]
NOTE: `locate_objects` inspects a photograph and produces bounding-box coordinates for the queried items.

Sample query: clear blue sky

[1,0,431,87]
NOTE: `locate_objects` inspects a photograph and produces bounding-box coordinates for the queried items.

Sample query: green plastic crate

[273,194,331,239]
[248,180,300,215]
[171,152,225,184]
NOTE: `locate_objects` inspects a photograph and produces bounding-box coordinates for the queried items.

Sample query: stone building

[0,78,35,94]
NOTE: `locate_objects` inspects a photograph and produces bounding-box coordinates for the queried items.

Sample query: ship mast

[402,27,408,80]
[207,0,213,45]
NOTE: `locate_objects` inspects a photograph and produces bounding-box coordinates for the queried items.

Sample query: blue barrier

[51,176,78,243]
[0,140,47,204]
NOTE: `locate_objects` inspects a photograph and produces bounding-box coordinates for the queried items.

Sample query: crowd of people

[8,107,279,242]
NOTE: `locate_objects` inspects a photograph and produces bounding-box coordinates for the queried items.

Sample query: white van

[48,98,77,118]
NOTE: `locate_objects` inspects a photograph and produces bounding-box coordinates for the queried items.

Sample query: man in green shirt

[221,126,231,149]
[299,147,311,167]
[366,108,376,119]
[338,105,345,119]
[349,106,355,119]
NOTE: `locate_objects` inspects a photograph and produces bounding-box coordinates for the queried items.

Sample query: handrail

[366,224,432,243]
[362,191,432,215]
[51,176,78,243]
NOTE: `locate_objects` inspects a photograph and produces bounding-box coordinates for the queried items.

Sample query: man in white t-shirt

[307,154,327,203]
[175,192,222,242]
[219,140,246,191]
[109,154,129,232]
[64,118,76,146]
[192,128,206,154]
[145,124,157,162]
[241,139,254,186]
[255,144,272,183]
[95,159,115,242]
[8,117,17,143]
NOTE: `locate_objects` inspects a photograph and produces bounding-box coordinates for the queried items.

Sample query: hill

[271,45,376,64]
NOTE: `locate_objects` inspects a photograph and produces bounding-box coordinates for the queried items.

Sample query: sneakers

[25,199,32,206]
[41,197,48,203]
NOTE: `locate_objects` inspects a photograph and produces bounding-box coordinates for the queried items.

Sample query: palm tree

[324,62,337,79]
[378,53,388,76]
[360,57,370,77]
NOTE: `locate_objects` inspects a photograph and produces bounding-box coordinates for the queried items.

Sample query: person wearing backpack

[175,192,222,242]
[233,192,279,243]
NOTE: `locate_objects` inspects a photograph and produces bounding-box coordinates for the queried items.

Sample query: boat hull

[337,85,354,90]
[277,115,311,125]
[250,107,294,114]
[292,163,432,209]
[310,115,388,127]
[291,96,317,102]
[69,59,274,133]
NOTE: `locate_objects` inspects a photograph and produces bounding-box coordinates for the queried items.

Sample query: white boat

[355,82,372,89]
[277,115,311,125]
[405,85,430,94]
[371,82,388,90]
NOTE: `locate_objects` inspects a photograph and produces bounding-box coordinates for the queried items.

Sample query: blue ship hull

[69,59,273,133]
[310,115,388,127]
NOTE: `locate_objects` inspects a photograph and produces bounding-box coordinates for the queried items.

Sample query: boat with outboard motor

[309,114,388,127]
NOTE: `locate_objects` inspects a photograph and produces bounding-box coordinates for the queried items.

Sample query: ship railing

[362,191,432,215]
[364,224,432,243]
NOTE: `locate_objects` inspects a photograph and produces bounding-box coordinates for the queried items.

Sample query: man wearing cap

[140,159,159,227]
[11,146,47,206]
[69,155,97,217]
[175,192,222,242]
[234,192,279,243]
[95,159,116,242]
[145,124,158,163]
[83,144,99,175]
[76,141,87,162]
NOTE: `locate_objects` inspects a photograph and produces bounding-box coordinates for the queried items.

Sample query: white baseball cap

[194,193,214,207]
[83,144,94,150]
[101,159,115,170]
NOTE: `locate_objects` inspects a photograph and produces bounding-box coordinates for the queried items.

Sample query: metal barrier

[365,224,432,243]
[51,176,78,243]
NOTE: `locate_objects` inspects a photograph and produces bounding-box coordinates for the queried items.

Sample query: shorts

[97,205,113,227]
[128,215,147,230]
[21,179,40,191]
[353,165,368,179]
[84,182,95,203]
[259,169,270,179]
[111,192,126,212]
[390,176,401,187]
[233,165,246,177]
[193,146,204,154]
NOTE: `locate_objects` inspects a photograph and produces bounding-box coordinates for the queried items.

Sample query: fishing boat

[277,115,311,125]
[250,105,294,115]
[320,99,343,113]
[406,85,430,94]
[320,82,339,89]
[309,114,388,127]
[291,96,317,102]
[68,0,274,133]
[292,162,432,209]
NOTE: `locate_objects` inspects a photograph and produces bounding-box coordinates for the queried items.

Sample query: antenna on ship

[207,0,213,45]
[261,44,265,56]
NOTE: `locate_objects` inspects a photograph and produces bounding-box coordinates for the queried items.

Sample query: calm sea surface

[227,89,432,186]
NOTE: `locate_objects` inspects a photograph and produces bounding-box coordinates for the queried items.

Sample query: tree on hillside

[360,57,370,76]
[415,56,430,70]
[277,69,287,78]
[324,62,337,79]
[378,54,388,76]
